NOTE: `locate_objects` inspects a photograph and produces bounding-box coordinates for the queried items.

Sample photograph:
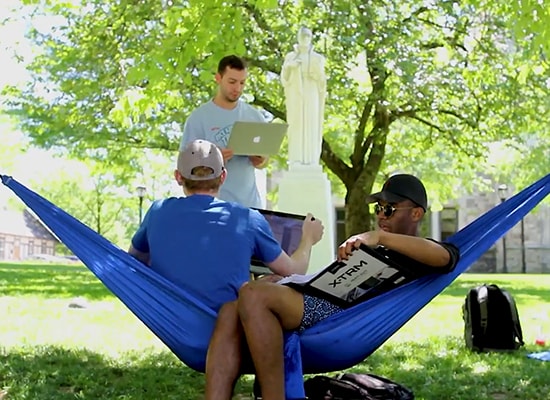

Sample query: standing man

[180,55,267,208]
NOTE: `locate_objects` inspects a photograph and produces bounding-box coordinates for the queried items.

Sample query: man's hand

[249,155,268,168]
[337,231,380,261]
[302,213,324,246]
[220,148,234,162]
[256,274,284,283]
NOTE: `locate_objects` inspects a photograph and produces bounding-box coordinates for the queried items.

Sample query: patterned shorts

[298,294,343,332]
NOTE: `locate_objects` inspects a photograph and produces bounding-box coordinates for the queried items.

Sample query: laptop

[227,121,288,156]
[250,208,305,275]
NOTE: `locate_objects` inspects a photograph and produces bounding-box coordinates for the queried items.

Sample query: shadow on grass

[0,345,207,400]
[333,338,550,400]
[0,263,112,300]
[1,339,549,400]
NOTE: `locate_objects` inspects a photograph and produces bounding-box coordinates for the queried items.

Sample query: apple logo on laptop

[253,136,261,143]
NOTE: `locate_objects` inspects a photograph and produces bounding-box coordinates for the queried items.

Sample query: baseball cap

[366,174,428,211]
[177,140,224,181]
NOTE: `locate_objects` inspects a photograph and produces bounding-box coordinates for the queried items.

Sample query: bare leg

[205,301,243,400]
[238,281,305,400]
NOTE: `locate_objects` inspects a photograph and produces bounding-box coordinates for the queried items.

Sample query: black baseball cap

[366,174,428,211]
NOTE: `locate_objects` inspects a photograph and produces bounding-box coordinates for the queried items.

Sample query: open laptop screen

[251,208,305,268]
[227,121,288,156]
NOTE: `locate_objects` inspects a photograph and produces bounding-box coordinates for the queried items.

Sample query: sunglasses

[373,203,415,218]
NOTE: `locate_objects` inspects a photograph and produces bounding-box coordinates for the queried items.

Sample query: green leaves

[4,0,550,235]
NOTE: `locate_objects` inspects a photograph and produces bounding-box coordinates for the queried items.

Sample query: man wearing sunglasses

[338,173,459,273]
[206,174,459,400]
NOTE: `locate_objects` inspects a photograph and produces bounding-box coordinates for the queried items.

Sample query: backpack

[462,283,524,352]
[303,373,414,400]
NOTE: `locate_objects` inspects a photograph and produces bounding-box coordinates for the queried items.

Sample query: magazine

[277,244,419,308]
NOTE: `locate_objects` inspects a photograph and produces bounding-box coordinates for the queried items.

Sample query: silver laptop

[227,121,288,156]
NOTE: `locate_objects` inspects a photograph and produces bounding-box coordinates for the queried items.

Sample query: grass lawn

[1,262,550,399]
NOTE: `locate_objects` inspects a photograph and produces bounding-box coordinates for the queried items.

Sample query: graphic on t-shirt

[215,125,233,147]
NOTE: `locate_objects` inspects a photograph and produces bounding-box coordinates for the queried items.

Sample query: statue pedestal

[276,164,335,273]
[255,168,267,208]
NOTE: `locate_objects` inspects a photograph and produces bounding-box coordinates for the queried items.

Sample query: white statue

[281,27,327,166]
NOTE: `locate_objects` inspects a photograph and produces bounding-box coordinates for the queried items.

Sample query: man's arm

[128,244,150,266]
[378,232,451,267]
[266,214,323,276]
[339,230,451,268]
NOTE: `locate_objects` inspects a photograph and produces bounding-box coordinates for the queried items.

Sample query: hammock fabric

[2,173,549,399]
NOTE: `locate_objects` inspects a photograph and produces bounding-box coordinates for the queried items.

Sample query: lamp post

[520,215,526,273]
[497,184,508,273]
[136,185,147,224]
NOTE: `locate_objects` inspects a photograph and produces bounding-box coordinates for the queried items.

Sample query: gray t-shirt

[180,100,265,207]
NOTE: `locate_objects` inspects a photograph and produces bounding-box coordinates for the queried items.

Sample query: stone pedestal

[255,168,267,208]
[276,164,335,273]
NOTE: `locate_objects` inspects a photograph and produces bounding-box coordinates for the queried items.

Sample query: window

[440,207,459,241]
[334,206,377,247]
[20,243,28,259]
[28,240,34,255]
[0,237,4,259]
[335,207,346,249]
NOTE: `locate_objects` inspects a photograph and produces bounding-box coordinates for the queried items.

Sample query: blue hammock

[2,173,549,399]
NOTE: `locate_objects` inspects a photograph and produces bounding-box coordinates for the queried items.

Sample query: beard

[224,94,240,103]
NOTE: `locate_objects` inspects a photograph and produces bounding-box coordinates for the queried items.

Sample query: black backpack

[462,284,524,352]
[304,373,414,400]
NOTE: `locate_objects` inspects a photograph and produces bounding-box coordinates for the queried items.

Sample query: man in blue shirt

[128,140,324,398]
[180,55,267,208]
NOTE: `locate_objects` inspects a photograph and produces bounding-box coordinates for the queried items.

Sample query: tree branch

[353,8,390,168]
[435,108,478,128]
[407,115,476,154]
[244,57,280,75]
[410,115,447,133]
[402,6,430,23]
[351,97,375,166]
[241,3,281,54]
[321,139,353,185]
[391,106,478,128]
[251,98,284,121]
[420,39,468,53]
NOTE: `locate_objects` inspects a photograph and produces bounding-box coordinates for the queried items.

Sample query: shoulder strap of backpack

[501,289,525,346]
[477,285,489,337]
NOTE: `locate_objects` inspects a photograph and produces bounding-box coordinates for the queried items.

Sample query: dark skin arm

[338,230,450,267]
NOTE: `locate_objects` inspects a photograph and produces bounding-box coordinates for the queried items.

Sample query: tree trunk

[345,129,388,237]
[345,181,374,236]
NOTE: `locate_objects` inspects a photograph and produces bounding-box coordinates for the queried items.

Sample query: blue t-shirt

[131,195,282,312]
[179,100,265,208]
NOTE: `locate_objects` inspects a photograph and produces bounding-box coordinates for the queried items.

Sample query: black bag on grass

[304,372,414,400]
[462,283,524,351]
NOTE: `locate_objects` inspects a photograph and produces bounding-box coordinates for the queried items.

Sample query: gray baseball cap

[177,140,224,181]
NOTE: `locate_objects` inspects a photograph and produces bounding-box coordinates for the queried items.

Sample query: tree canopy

[4,0,550,235]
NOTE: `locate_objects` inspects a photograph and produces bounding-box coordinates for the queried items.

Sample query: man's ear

[174,170,184,186]
[411,207,424,222]
[219,169,227,185]
[215,72,222,84]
